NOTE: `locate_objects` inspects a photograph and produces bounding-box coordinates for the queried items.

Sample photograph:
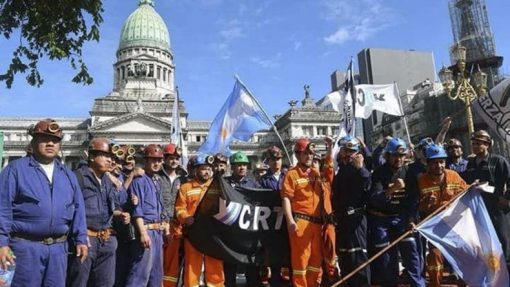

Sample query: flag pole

[331,185,473,287]
[234,75,293,165]
[394,82,412,145]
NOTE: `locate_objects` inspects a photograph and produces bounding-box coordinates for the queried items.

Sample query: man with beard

[463,130,510,271]
[224,151,262,287]
[125,144,165,287]
[67,138,130,287]
[445,138,468,175]
[175,154,224,287]
[282,138,333,287]
[159,144,188,287]
[367,137,425,287]
[0,119,88,286]
[418,144,467,286]
[332,136,371,286]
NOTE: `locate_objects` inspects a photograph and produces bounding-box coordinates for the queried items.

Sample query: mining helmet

[338,135,360,152]
[88,138,113,155]
[29,119,63,140]
[214,153,228,164]
[230,151,249,164]
[385,138,408,155]
[446,138,463,148]
[266,146,283,160]
[471,130,492,145]
[425,144,448,160]
[416,137,434,150]
[294,138,315,153]
[163,143,182,157]
[144,144,164,159]
[193,154,214,167]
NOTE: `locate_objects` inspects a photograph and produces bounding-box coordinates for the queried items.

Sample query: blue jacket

[225,175,261,189]
[259,170,286,192]
[0,156,87,246]
[74,165,119,231]
[128,174,163,223]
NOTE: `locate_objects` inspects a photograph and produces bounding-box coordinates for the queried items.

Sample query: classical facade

[0,0,341,170]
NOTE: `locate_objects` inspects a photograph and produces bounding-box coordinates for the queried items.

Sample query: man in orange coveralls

[175,154,224,287]
[282,137,334,287]
[418,144,467,287]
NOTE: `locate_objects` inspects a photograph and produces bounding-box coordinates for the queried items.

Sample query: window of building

[121,66,125,79]
[148,64,154,77]
[163,68,167,81]
[302,126,313,136]
[196,135,201,142]
[332,127,339,135]
[157,66,161,79]
[372,111,378,125]
[317,126,327,136]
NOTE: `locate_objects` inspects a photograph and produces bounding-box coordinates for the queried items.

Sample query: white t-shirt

[39,161,55,184]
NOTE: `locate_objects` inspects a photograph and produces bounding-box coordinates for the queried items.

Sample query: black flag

[186,176,290,265]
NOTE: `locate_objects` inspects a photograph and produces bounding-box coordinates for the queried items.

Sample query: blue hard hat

[425,144,448,160]
[338,135,360,152]
[384,138,408,155]
[194,154,214,167]
[416,137,434,149]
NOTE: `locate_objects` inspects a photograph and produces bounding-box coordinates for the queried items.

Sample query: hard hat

[338,135,360,152]
[29,119,63,140]
[471,130,492,145]
[294,138,315,153]
[88,138,112,154]
[384,138,408,155]
[416,137,434,150]
[214,153,228,164]
[193,154,214,167]
[144,144,164,159]
[446,138,462,148]
[163,143,182,157]
[425,144,448,160]
[230,151,249,164]
[266,146,283,160]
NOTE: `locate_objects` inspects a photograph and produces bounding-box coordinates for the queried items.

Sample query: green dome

[119,0,170,51]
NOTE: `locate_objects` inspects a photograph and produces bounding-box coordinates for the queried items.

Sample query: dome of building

[118,0,170,52]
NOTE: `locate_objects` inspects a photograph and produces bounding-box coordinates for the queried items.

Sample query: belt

[145,223,165,231]
[87,228,116,241]
[367,209,399,217]
[344,206,365,217]
[293,212,323,224]
[11,234,67,245]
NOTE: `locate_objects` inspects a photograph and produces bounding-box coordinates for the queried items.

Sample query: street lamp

[438,43,488,150]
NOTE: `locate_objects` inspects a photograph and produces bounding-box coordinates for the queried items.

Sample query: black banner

[186,176,290,265]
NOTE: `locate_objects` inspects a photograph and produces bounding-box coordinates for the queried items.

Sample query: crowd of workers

[0,117,509,287]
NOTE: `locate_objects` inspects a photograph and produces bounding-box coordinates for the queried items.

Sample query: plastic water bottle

[0,251,15,287]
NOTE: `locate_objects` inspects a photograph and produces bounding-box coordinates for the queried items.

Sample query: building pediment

[89,112,171,133]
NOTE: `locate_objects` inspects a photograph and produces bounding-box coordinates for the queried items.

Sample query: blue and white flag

[417,187,509,287]
[198,78,272,156]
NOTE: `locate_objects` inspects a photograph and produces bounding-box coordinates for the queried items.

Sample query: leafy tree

[0,0,104,88]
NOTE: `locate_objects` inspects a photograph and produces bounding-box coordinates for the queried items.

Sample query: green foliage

[0,0,104,88]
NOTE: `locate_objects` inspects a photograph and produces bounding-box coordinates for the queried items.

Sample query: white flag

[354,83,403,119]
[473,78,510,144]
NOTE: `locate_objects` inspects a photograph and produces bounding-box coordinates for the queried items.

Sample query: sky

[0,0,509,121]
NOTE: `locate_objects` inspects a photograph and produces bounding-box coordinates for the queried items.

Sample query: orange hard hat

[294,138,315,153]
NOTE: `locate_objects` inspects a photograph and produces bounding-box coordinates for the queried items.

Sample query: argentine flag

[417,187,509,287]
[198,78,272,156]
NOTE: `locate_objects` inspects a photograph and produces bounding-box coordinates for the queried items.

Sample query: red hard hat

[144,144,164,159]
[294,138,315,153]
[163,144,182,157]
[88,138,112,154]
[30,119,63,140]
[266,146,283,159]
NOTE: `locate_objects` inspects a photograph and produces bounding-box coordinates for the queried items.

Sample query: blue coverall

[0,156,87,287]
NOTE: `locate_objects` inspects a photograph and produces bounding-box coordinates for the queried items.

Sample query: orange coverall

[163,219,183,287]
[418,169,467,287]
[281,158,334,287]
[320,160,338,283]
[175,178,224,287]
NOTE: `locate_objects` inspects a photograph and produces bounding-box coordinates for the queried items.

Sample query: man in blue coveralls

[125,144,165,287]
[0,118,88,287]
[67,138,130,287]
[367,137,425,287]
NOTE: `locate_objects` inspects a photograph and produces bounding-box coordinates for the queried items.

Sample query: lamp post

[438,43,488,151]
